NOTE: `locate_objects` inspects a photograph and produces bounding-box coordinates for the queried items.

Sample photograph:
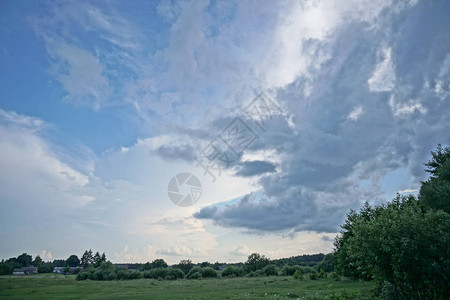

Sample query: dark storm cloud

[195,0,450,234]
[234,160,277,177]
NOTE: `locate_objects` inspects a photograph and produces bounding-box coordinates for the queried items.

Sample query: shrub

[281,265,296,276]
[331,272,340,281]
[128,271,143,279]
[300,266,313,274]
[309,269,318,280]
[147,268,168,279]
[92,270,104,281]
[187,268,202,279]
[221,266,244,277]
[201,267,218,278]
[246,270,264,277]
[318,269,327,278]
[166,268,184,280]
[76,272,89,280]
[116,269,130,280]
[221,266,235,277]
[262,264,278,276]
[293,270,303,280]
[105,271,117,280]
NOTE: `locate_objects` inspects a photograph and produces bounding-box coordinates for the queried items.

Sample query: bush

[309,269,318,280]
[221,266,244,277]
[262,264,278,276]
[76,272,89,281]
[247,270,264,277]
[318,269,327,278]
[300,266,313,274]
[293,270,303,280]
[346,196,450,298]
[166,268,184,280]
[201,267,218,278]
[105,271,117,280]
[281,265,296,276]
[331,272,340,281]
[147,268,168,279]
[187,267,202,279]
[92,270,104,281]
[128,271,143,279]
[116,269,130,280]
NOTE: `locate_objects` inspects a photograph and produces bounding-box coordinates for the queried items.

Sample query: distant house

[53,267,65,274]
[53,266,83,274]
[13,266,38,275]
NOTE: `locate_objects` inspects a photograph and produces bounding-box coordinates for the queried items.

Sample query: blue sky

[0,0,449,264]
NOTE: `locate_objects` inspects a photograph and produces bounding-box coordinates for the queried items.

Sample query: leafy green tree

[346,195,449,298]
[66,255,80,267]
[176,259,193,274]
[0,262,14,275]
[245,253,270,272]
[262,264,278,276]
[16,253,32,267]
[316,253,336,273]
[32,255,43,267]
[80,250,90,267]
[88,249,94,264]
[151,259,167,269]
[93,252,101,267]
[200,261,211,268]
[420,144,450,213]
[334,202,376,280]
[222,266,244,277]
[200,267,218,278]
[423,144,450,175]
[52,259,66,267]
[101,252,107,263]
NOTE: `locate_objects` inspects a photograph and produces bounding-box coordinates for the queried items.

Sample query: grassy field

[0,274,376,299]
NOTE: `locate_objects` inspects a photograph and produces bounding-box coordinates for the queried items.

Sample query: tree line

[0,249,106,275]
[333,144,450,299]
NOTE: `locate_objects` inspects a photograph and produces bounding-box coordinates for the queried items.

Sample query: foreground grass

[0,274,376,299]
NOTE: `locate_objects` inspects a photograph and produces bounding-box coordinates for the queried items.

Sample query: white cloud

[156,245,203,257]
[398,188,418,194]
[347,106,363,121]
[368,47,396,92]
[0,109,92,208]
[50,42,111,109]
[389,96,426,117]
[229,244,251,257]
[39,250,53,261]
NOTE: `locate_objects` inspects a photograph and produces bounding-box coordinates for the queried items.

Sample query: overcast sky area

[1,0,449,264]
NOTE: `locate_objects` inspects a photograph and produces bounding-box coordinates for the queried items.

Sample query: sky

[0,0,449,264]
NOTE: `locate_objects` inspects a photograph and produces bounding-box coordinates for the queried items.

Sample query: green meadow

[0,274,376,299]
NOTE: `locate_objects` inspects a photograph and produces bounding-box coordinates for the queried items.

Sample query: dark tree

[52,259,66,267]
[420,144,450,213]
[16,253,32,267]
[32,255,43,267]
[93,252,101,267]
[424,144,450,175]
[151,259,168,269]
[80,250,92,267]
[66,255,80,267]
[176,259,193,274]
[245,253,270,272]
